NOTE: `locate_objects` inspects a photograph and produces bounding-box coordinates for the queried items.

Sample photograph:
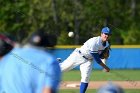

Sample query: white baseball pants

[60,48,93,83]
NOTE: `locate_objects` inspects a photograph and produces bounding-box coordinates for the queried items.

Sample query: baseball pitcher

[59,27,111,93]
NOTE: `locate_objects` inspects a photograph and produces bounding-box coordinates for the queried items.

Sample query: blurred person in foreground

[97,82,125,93]
[0,30,61,93]
[0,34,15,90]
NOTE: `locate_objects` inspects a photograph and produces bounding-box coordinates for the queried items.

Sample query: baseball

[68,31,74,37]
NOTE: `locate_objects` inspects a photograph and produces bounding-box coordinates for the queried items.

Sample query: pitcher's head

[101,27,111,42]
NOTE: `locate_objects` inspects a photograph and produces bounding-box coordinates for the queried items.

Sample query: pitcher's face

[101,33,111,42]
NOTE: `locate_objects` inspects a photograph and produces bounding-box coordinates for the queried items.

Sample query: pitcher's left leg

[79,61,93,93]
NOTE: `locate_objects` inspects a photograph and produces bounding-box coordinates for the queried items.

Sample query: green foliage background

[0,0,140,45]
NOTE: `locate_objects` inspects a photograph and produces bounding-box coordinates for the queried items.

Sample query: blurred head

[101,27,111,42]
[0,34,14,57]
[28,30,57,47]
[97,82,124,93]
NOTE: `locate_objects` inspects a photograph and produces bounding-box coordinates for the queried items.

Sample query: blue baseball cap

[101,27,111,35]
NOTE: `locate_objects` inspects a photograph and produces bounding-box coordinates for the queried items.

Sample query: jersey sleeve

[90,53,102,64]
[44,58,61,92]
[89,37,102,64]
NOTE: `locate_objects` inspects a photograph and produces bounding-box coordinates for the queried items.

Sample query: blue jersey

[0,47,61,93]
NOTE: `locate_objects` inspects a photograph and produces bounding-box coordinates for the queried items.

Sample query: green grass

[62,69,140,81]
[59,89,140,93]
[59,89,97,93]
[61,70,140,93]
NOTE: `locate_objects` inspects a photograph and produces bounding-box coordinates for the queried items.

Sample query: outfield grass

[62,69,140,81]
[59,89,140,93]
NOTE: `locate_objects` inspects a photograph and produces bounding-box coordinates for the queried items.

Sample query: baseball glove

[99,47,110,59]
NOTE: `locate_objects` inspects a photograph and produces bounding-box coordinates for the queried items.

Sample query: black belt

[78,50,88,60]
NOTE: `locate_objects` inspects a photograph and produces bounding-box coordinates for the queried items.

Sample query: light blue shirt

[0,59,2,90]
[1,46,61,93]
[0,53,11,91]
